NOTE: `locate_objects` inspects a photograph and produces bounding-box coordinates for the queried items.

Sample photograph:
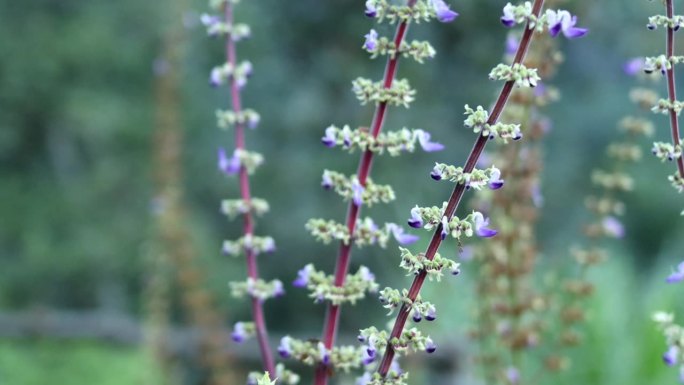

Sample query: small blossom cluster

[463,105,523,142]
[364,0,458,24]
[217,148,264,176]
[363,33,436,63]
[216,108,260,130]
[352,77,416,107]
[489,63,541,88]
[321,170,396,207]
[292,264,379,305]
[407,204,498,239]
[201,13,251,40]
[399,247,460,281]
[222,234,276,256]
[647,14,684,30]
[321,125,444,155]
[651,98,684,115]
[654,312,684,382]
[501,3,588,39]
[305,217,418,247]
[247,365,300,385]
[277,337,364,372]
[221,198,269,219]
[430,164,505,190]
[230,277,284,302]
[652,142,683,162]
[209,61,253,88]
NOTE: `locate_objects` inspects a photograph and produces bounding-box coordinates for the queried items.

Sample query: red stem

[375,0,545,377]
[313,4,417,385]
[665,0,684,177]
[224,3,276,377]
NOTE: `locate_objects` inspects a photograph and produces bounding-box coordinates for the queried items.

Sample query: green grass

[0,340,163,385]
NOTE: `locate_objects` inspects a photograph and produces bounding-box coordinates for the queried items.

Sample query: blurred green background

[2,0,684,384]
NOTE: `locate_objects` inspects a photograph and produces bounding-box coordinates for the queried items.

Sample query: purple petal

[321,171,333,190]
[218,148,240,175]
[416,129,444,152]
[231,322,247,343]
[505,34,519,55]
[549,22,562,37]
[321,127,337,147]
[564,27,588,39]
[351,180,365,206]
[664,346,679,366]
[440,216,450,240]
[473,212,498,238]
[432,0,458,23]
[293,265,313,288]
[666,271,684,284]
[425,338,437,354]
[388,223,419,245]
[501,17,516,27]
[364,0,377,18]
[408,206,423,228]
[364,29,378,51]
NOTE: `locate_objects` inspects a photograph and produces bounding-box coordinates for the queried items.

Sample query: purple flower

[505,34,519,55]
[473,212,497,238]
[451,263,461,276]
[218,148,240,175]
[321,126,337,147]
[262,237,276,253]
[664,346,679,366]
[415,129,445,152]
[425,305,437,321]
[356,373,372,385]
[623,58,644,76]
[293,264,314,288]
[546,10,588,39]
[425,338,437,353]
[272,280,285,297]
[412,310,422,322]
[501,3,517,27]
[364,0,377,18]
[358,266,376,284]
[666,262,684,284]
[318,343,331,365]
[321,171,333,190]
[389,359,403,375]
[231,322,248,343]
[431,0,458,23]
[408,206,424,228]
[200,13,221,27]
[440,216,450,240]
[506,366,520,384]
[361,347,376,365]
[210,67,223,87]
[364,29,379,51]
[387,223,419,245]
[430,164,443,181]
[602,216,625,238]
[247,114,260,129]
[278,336,293,358]
[488,167,505,190]
[351,179,365,206]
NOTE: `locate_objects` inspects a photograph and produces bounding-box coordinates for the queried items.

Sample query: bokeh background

[2,0,684,384]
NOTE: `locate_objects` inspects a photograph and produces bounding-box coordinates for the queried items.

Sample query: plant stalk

[376,0,546,376]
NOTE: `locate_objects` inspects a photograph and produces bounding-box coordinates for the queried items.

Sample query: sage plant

[468,18,561,384]
[349,2,587,384]
[202,0,285,380]
[279,1,453,385]
[642,0,684,381]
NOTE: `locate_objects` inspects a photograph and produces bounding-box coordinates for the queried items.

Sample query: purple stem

[224,3,276,377]
[375,0,546,377]
[665,0,684,177]
[313,2,418,385]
